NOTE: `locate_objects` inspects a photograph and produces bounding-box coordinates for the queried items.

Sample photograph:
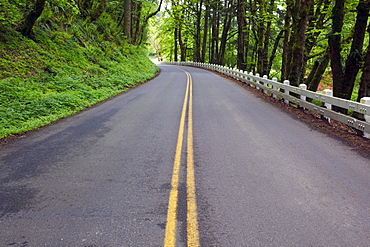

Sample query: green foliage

[0,15,158,139]
[0,0,28,27]
[152,0,368,101]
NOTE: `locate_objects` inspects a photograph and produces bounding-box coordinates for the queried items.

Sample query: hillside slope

[0,25,158,140]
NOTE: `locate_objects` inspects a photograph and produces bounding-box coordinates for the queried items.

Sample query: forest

[0,0,160,138]
[0,0,370,138]
[152,0,370,112]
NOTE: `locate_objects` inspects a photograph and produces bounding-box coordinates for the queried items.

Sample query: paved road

[0,65,369,246]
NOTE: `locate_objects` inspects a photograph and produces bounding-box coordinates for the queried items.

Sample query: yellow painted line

[186,71,200,247]
[164,72,190,247]
[164,68,200,247]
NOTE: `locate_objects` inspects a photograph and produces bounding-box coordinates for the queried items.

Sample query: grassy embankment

[0,26,158,140]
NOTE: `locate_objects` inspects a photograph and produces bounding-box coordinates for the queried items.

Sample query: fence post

[256,73,260,90]
[323,89,332,110]
[272,78,278,98]
[299,84,307,101]
[283,80,290,104]
[249,72,254,87]
[323,89,333,123]
[263,75,268,94]
[299,84,307,110]
[360,97,370,138]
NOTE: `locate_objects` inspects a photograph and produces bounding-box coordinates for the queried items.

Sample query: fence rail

[162,61,370,138]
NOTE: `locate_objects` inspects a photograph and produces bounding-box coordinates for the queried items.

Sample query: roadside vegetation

[0,0,160,139]
[152,0,370,114]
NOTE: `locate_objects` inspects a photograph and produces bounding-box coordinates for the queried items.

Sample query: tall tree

[201,0,210,62]
[124,0,132,41]
[193,0,203,62]
[329,0,370,112]
[19,0,46,38]
[237,0,247,70]
[217,0,235,64]
[132,0,163,45]
[281,1,292,81]
[210,0,221,64]
[357,23,370,101]
[302,0,331,90]
[286,0,314,86]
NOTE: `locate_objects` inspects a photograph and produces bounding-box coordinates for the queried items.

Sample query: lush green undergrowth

[0,26,158,139]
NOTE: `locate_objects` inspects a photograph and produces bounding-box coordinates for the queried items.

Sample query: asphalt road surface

[1,65,369,246]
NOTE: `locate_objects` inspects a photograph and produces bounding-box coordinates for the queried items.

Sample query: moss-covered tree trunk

[328,0,344,106]
[281,3,291,82]
[237,0,247,70]
[20,0,46,38]
[341,0,369,100]
[287,0,313,87]
[124,0,132,41]
[357,23,370,101]
[329,0,369,113]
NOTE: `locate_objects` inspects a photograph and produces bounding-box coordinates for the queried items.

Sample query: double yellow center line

[164,68,200,247]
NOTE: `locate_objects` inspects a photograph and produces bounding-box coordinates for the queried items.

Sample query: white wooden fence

[163,61,370,138]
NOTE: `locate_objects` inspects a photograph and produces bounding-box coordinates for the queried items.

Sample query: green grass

[0,26,158,139]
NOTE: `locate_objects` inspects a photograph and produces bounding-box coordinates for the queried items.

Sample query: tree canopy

[151,0,370,105]
[1,0,162,45]
[1,0,370,108]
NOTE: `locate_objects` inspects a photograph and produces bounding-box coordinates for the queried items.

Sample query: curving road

[0,65,369,246]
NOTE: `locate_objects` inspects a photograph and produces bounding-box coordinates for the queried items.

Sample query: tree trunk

[135,0,163,45]
[260,0,274,76]
[281,3,291,81]
[124,0,132,41]
[132,1,142,45]
[262,13,271,76]
[256,0,266,75]
[174,27,178,61]
[210,2,220,64]
[357,24,370,101]
[201,0,210,62]
[328,0,344,107]
[237,0,247,70]
[267,29,284,74]
[329,0,369,113]
[178,27,186,61]
[20,0,46,38]
[194,0,203,62]
[341,0,369,99]
[302,0,330,82]
[218,0,233,65]
[305,0,330,56]
[306,51,330,92]
[244,17,250,71]
[287,0,313,87]
[353,20,370,132]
